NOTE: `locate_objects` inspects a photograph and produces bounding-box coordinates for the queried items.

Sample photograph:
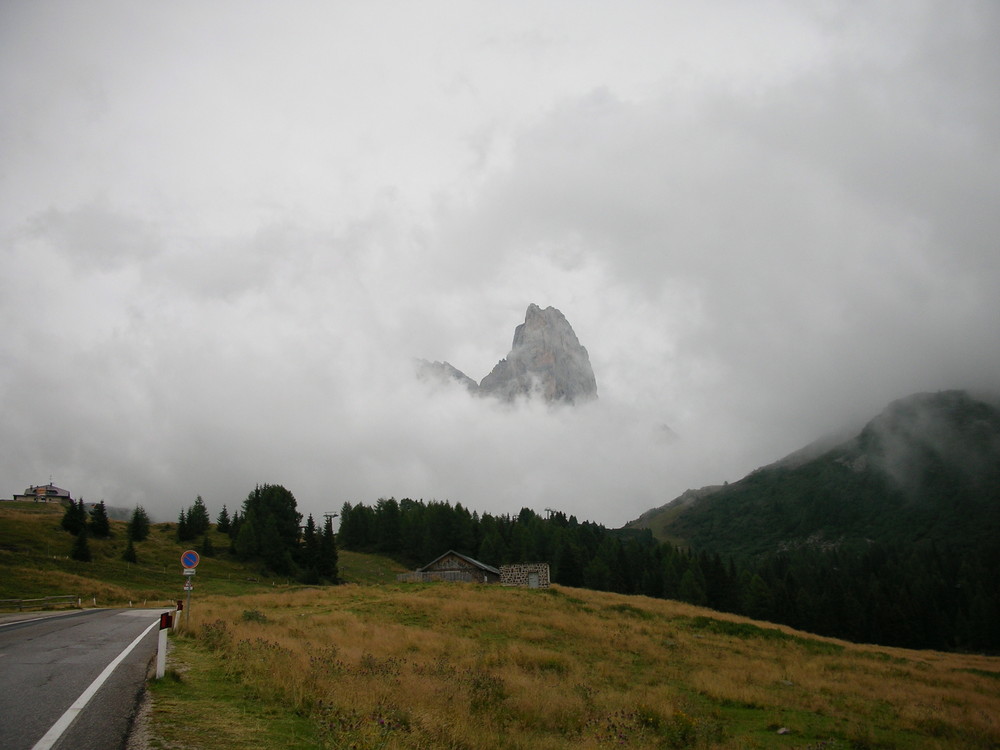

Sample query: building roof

[18,484,72,498]
[419,549,501,577]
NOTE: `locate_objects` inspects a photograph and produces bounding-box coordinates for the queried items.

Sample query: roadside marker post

[156,612,172,679]
[180,550,199,629]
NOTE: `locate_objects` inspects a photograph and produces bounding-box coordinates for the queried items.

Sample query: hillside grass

[0,502,404,606]
[5,501,999,748]
[151,583,1000,750]
[0,502,277,604]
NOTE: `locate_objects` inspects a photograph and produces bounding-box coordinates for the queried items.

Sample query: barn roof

[419,549,501,576]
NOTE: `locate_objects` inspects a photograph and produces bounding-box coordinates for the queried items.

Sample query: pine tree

[234,512,258,560]
[301,514,319,569]
[216,505,231,534]
[374,498,402,552]
[200,533,215,557]
[71,525,92,562]
[89,500,111,538]
[235,484,302,574]
[127,506,150,542]
[477,529,507,568]
[177,508,190,541]
[260,515,294,575]
[122,537,138,563]
[187,495,211,537]
[319,515,339,583]
[61,498,86,535]
[299,514,320,584]
[337,502,365,549]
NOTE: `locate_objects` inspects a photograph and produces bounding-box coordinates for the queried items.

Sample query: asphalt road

[0,608,168,750]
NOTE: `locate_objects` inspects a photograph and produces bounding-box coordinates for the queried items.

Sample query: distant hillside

[620,390,1000,650]
[628,390,1000,558]
[0,502,405,605]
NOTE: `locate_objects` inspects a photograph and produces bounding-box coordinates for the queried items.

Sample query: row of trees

[60,499,112,561]
[61,498,156,563]
[338,498,1000,651]
[218,484,338,583]
[177,496,211,541]
[60,486,338,585]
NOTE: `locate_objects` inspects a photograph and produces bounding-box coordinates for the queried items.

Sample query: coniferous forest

[337,497,1000,652]
[224,484,339,583]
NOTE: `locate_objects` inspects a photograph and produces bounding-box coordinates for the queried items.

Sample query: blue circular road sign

[181,549,200,569]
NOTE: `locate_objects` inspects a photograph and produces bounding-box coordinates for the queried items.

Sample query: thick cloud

[2,2,998,526]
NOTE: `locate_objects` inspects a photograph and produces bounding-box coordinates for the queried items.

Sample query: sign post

[181,549,200,629]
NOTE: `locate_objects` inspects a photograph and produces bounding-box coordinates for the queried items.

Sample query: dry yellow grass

[172,583,1000,749]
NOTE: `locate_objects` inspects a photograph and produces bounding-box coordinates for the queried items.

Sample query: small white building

[11,484,73,503]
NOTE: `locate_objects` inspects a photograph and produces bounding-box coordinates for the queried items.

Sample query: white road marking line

[0,612,80,628]
[30,618,159,750]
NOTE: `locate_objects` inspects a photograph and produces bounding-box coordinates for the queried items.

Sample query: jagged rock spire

[416,303,598,404]
[479,304,597,404]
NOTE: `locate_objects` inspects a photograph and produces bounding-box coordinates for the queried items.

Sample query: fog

[2,2,999,525]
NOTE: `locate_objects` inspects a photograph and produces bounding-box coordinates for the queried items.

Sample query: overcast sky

[2,1,998,527]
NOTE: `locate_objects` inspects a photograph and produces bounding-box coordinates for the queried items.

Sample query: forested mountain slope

[336,392,1000,650]
[632,390,1000,557]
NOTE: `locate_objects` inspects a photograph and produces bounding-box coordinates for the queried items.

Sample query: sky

[2,1,999,527]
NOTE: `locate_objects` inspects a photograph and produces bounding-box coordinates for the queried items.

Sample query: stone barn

[500,562,550,589]
[397,550,501,584]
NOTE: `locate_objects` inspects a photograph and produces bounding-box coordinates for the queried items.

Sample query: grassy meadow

[3,501,999,749]
[153,584,1000,750]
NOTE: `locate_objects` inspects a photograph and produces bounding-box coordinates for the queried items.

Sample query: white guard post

[156,611,172,679]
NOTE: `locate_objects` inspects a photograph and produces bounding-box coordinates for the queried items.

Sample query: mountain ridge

[627,389,1000,557]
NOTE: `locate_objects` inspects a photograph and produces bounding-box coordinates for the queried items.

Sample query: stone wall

[499,562,550,588]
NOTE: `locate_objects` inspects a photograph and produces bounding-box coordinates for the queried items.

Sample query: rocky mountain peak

[416,303,598,405]
[480,304,597,404]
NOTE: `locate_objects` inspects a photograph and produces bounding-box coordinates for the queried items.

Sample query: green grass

[155,584,1000,750]
[0,503,273,604]
[145,635,320,750]
[6,502,1000,749]
[0,502,404,606]
[337,548,409,584]
[682,615,846,655]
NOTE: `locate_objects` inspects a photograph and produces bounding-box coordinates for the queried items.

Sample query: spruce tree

[70,525,92,562]
[301,514,319,570]
[122,537,138,563]
[234,513,258,560]
[187,495,211,537]
[89,500,111,538]
[319,516,339,583]
[200,533,215,557]
[177,508,190,541]
[61,498,86,535]
[235,484,302,573]
[127,506,150,542]
[216,505,231,534]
